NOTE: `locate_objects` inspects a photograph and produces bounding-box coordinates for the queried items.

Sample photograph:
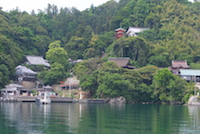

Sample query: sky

[0,0,110,13]
[0,0,194,13]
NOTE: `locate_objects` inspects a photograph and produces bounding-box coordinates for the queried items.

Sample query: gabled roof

[26,55,50,67]
[126,27,149,36]
[108,57,130,67]
[44,85,52,89]
[1,88,18,92]
[171,60,190,68]
[115,27,126,32]
[179,69,200,76]
[5,83,23,88]
[16,65,37,75]
[1,83,23,92]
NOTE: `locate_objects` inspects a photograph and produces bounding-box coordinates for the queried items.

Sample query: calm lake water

[0,103,200,134]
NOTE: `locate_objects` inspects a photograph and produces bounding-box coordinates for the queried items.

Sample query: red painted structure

[115,27,126,39]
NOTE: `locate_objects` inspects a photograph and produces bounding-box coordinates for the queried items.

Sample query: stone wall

[21,81,36,89]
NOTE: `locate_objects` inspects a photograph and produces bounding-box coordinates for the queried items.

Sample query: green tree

[145,12,161,29]
[121,65,158,102]
[0,64,10,88]
[74,58,103,96]
[134,0,149,27]
[138,29,158,43]
[65,36,85,60]
[18,14,39,32]
[46,40,70,71]
[38,62,69,85]
[111,36,149,67]
[152,68,187,103]
[99,31,115,47]
[83,35,106,59]
[138,65,159,85]
[190,62,200,69]
[97,72,131,98]
[96,61,131,98]
[0,53,15,72]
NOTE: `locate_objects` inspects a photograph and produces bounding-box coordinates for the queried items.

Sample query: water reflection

[1,103,200,134]
[188,106,200,131]
[0,103,86,134]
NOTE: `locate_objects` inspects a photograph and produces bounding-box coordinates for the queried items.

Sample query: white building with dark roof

[0,83,23,96]
[126,27,149,37]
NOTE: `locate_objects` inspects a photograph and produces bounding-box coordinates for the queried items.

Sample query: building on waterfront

[179,69,200,95]
[52,76,90,99]
[0,84,22,96]
[179,69,200,82]
[15,55,51,90]
[15,65,38,89]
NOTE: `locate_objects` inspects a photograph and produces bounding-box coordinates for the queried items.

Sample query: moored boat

[35,92,51,104]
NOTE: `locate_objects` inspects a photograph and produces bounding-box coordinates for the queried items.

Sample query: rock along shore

[187,95,200,106]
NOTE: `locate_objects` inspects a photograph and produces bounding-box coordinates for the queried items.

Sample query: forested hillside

[0,0,200,102]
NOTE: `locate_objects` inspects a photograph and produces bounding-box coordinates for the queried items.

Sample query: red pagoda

[115,27,126,39]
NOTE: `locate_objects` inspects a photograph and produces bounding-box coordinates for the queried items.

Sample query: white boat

[35,92,51,104]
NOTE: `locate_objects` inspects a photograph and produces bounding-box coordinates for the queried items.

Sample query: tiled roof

[115,27,126,32]
[44,85,52,89]
[5,83,23,88]
[1,84,23,91]
[16,65,37,75]
[1,88,18,92]
[171,60,190,68]
[26,55,50,67]
[108,57,130,67]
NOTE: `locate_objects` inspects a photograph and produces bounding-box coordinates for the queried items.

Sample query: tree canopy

[0,0,198,102]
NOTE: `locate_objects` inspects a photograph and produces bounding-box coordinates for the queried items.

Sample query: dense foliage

[0,0,198,103]
[38,41,71,85]
[74,60,193,103]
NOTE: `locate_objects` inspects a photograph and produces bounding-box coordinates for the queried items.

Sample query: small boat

[35,92,51,104]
